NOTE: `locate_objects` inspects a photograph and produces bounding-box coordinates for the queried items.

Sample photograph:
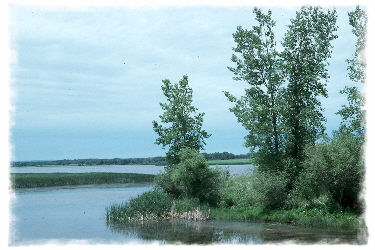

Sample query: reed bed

[11,172,155,189]
[107,205,210,223]
[106,190,211,223]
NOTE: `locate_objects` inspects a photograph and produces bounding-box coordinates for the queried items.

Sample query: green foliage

[202,151,251,161]
[226,7,339,176]
[337,86,365,137]
[104,7,366,233]
[219,171,289,209]
[337,6,367,138]
[219,174,254,208]
[281,7,338,168]
[152,75,211,164]
[347,6,367,84]
[250,171,289,209]
[155,148,225,206]
[106,189,173,222]
[288,134,364,210]
[286,192,335,212]
[225,7,285,172]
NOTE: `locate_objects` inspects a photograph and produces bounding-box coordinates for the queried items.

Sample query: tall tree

[225,8,285,172]
[152,75,211,164]
[337,6,367,138]
[281,7,338,172]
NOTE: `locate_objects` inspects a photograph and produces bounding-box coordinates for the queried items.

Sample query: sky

[8,4,360,161]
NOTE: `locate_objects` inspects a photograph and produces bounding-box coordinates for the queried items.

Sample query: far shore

[12,158,252,167]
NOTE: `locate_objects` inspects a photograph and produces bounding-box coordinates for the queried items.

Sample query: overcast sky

[9,5,359,161]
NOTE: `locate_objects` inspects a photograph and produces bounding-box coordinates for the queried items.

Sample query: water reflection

[107,219,363,245]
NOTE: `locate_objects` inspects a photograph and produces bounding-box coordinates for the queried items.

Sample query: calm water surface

[10,164,254,175]
[109,219,362,244]
[10,183,363,245]
[10,183,152,245]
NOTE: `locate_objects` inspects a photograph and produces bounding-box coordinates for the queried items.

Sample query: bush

[249,171,289,209]
[219,171,289,209]
[219,174,254,208]
[106,189,173,222]
[290,133,364,210]
[286,192,335,211]
[155,148,225,206]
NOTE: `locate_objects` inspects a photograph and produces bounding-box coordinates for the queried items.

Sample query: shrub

[219,174,254,208]
[249,171,289,209]
[154,167,182,197]
[290,133,364,210]
[219,171,289,209]
[286,192,335,211]
[155,148,225,206]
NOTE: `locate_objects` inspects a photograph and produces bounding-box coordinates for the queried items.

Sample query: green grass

[11,172,155,189]
[211,206,363,230]
[207,158,252,165]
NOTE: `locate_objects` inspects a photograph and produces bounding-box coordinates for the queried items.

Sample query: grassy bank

[11,172,155,189]
[211,206,363,230]
[207,158,252,165]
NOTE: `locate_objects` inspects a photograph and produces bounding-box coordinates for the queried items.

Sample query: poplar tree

[152,75,211,164]
[281,7,338,173]
[225,8,285,172]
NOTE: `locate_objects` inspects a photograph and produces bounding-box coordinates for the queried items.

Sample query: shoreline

[211,206,364,231]
[11,158,252,168]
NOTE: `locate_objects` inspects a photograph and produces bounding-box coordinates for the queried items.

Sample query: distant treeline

[11,152,251,167]
[201,152,250,161]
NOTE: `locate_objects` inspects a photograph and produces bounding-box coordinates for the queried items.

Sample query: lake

[10,182,363,245]
[10,183,152,245]
[10,164,255,175]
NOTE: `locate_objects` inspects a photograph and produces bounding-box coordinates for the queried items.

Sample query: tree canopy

[337,6,367,138]
[281,7,338,175]
[225,8,285,171]
[225,7,338,174]
[152,75,211,164]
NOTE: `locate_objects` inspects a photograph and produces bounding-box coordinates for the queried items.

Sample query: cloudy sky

[9,4,359,161]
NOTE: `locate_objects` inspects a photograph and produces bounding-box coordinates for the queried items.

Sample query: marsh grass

[106,190,211,223]
[11,172,155,189]
[106,189,173,223]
